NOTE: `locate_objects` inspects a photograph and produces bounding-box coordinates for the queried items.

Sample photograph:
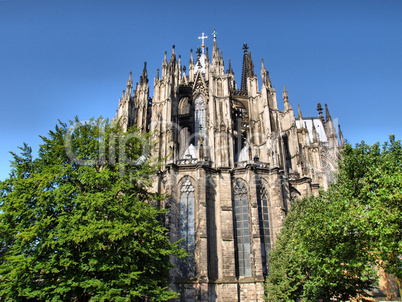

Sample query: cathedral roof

[296,118,328,144]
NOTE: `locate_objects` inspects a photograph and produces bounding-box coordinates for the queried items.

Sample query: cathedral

[114,30,343,301]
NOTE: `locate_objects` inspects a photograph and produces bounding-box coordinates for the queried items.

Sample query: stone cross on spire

[198,32,208,54]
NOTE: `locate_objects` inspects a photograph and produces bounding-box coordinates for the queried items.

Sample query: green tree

[265,195,375,302]
[340,135,402,298]
[266,135,402,301]
[0,117,185,301]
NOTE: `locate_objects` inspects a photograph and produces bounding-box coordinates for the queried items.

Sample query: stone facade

[114,32,343,301]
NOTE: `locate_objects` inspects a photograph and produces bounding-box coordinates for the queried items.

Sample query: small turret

[227,58,233,74]
[325,104,336,136]
[170,45,176,64]
[140,62,148,85]
[126,71,133,96]
[162,51,168,78]
[189,49,194,82]
[297,104,303,120]
[283,86,291,111]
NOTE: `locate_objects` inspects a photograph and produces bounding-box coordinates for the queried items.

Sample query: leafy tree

[266,135,402,301]
[0,117,185,301]
[265,195,376,302]
[340,135,402,299]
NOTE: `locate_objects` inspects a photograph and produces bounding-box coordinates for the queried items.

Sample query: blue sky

[1,0,401,181]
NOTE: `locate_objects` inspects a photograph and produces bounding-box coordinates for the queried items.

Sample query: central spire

[241,43,255,91]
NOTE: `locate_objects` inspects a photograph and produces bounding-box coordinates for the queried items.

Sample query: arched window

[257,184,271,276]
[233,179,252,277]
[179,178,195,277]
[194,95,206,149]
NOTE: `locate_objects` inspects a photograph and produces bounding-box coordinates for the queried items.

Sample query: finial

[196,47,202,57]
[172,45,175,53]
[283,85,288,98]
[212,28,218,42]
[243,43,249,53]
[317,103,325,124]
[163,51,167,64]
[261,59,265,70]
[317,103,323,114]
[156,68,160,80]
[283,86,290,110]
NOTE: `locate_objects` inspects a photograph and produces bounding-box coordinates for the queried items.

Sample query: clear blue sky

[1,0,401,181]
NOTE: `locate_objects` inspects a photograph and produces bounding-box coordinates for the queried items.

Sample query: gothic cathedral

[114,31,343,301]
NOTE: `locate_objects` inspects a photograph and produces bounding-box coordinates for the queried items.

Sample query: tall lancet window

[179,178,195,277]
[257,184,271,276]
[194,95,206,148]
[233,179,252,277]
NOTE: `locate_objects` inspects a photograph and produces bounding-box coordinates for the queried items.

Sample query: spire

[212,29,218,55]
[261,59,268,87]
[126,71,133,95]
[178,55,182,81]
[162,51,168,78]
[189,49,194,81]
[312,121,318,143]
[227,58,233,74]
[297,104,303,120]
[170,45,176,64]
[240,43,255,91]
[189,48,194,65]
[260,59,271,88]
[212,28,218,43]
[325,104,337,137]
[283,85,290,110]
[317,103,325,124]
[140,62,148,85]
[338,124,345,147]
[325,103,332,122]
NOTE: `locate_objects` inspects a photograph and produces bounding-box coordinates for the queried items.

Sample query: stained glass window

[179,178,195,277]
[257,184,271,276]
[233,179,252,277]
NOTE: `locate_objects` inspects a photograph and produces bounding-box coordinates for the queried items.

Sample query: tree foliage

[0,117,185,301]
[266,135,402,301]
